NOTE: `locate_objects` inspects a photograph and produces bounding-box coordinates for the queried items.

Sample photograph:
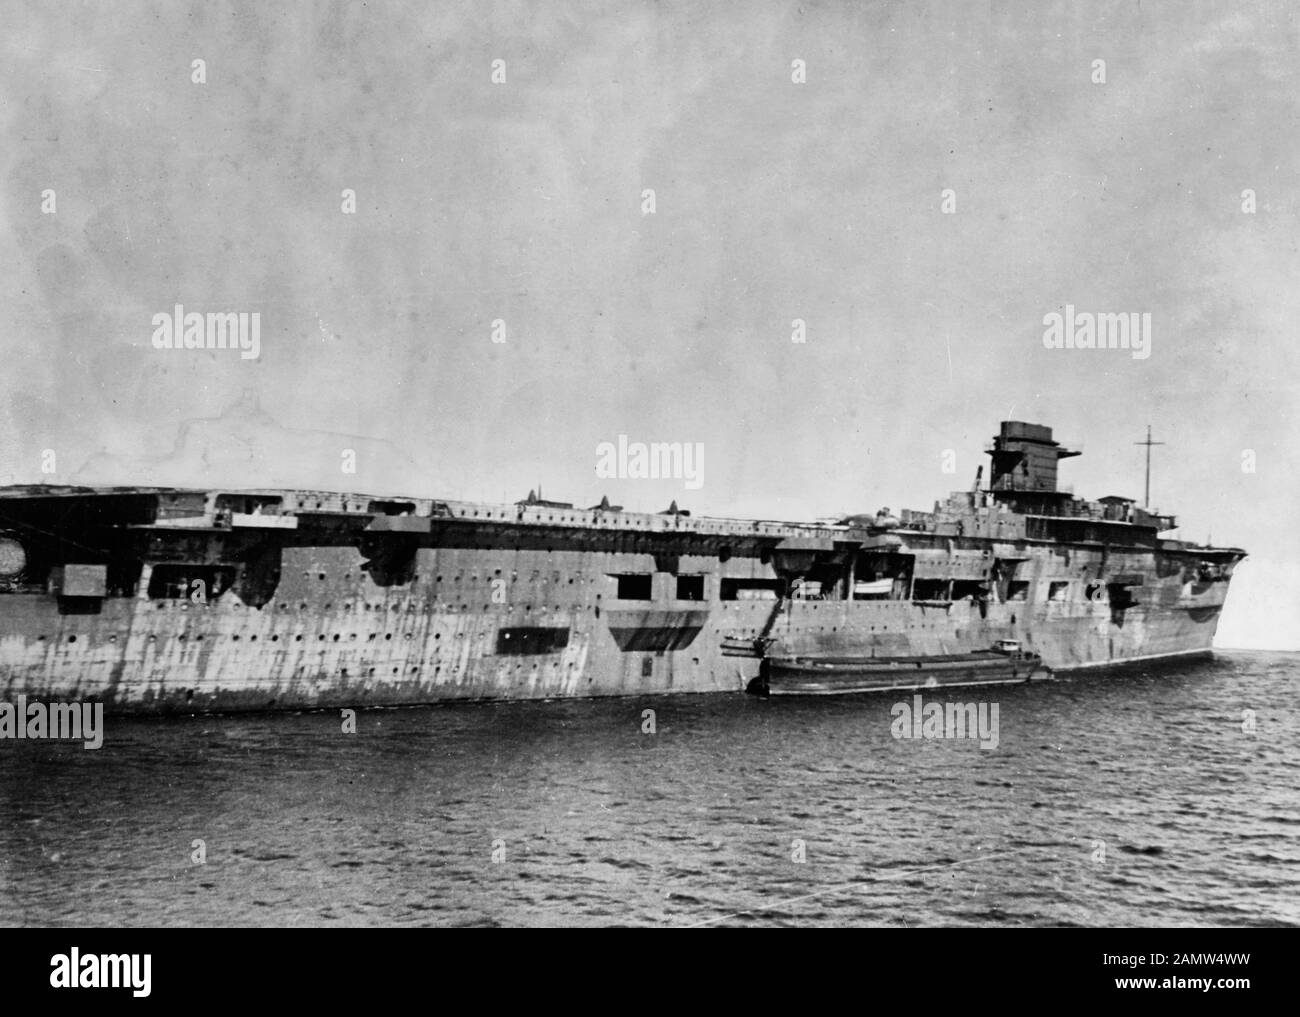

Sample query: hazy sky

[2,0,1296,648]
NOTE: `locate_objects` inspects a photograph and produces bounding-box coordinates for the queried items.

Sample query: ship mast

[1134,424,1165,508]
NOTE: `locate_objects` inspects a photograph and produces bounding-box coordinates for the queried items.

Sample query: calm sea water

[1,651,1296,927]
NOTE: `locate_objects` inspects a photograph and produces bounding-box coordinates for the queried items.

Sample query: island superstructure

[0,422,1245,712]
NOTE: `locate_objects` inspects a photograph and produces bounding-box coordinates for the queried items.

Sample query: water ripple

[0,650,1296,926]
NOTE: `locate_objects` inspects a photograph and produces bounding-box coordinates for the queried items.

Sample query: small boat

[750,639,1046,696]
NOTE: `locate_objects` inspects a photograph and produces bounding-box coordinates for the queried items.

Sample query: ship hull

[0,468,1245,715]
[0,553,1234,715]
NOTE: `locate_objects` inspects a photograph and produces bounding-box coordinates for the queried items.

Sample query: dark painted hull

[756,651,1046,696]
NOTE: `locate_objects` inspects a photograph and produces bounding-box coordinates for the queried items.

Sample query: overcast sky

[2,0,1296,647]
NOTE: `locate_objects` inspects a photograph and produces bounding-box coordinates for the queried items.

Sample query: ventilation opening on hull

[1108,583,1139,610]
[675,575,705,601]
[215,494,283,515]
[614,574,653,600]
[720,578,782,601]
[1107,581,1141,627]
[57,596,103,616]
[497,627,570,654]
[147,564,237,601]
[358,534,417,587]
[911,579,951,602]
[951,580,987,601]
[367,500,416,516]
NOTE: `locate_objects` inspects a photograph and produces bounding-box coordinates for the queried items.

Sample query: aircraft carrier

[0,422,1245,713]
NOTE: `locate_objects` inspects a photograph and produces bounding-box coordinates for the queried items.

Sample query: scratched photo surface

[0,0,1297,928]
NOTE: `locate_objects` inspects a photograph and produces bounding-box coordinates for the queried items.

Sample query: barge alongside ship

[0,422,1245,713]
[755,640,1046,697]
